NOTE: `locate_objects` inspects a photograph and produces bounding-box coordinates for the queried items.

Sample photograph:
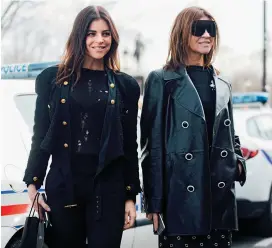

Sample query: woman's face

[189,16,215,55]
[85,18,112,60]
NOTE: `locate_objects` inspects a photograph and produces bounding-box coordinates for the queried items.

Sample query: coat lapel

[212,69,231,116]
[163,66,231,119]
[95,67,117,177]
[163,66,205,120]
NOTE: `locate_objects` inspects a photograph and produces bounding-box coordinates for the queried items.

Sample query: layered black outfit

[141,65,247,248]
[23,66,141,248]
[158,66,231,247]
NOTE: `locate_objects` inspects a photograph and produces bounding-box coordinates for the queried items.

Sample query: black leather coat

[140,65,246,235]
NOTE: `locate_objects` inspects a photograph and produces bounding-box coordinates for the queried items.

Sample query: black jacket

[23,65,141,206]
[140,65,246,235]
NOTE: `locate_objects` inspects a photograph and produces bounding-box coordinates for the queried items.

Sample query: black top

[186,66,216,148]
[70,68,108,154]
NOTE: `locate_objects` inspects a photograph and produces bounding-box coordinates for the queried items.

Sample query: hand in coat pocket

[238,162,242,175]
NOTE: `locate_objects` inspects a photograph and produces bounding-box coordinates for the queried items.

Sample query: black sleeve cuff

[126,193,137,203]
[147,197,163,213]
[23,175,43,190]
[235,155,246,186]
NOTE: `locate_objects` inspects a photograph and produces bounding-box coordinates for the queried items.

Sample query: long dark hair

[56,5,120,84]
[164,6,220,71]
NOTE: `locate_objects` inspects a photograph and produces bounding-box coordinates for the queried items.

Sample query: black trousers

[46,154,125,248]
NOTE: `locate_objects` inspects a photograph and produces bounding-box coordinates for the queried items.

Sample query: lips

[92,46,106,50]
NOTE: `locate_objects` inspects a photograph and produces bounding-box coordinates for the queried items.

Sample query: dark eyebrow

[87,29,111,33]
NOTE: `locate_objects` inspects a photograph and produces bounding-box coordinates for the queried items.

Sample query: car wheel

[257,185,272,237]
[8,238,49,248]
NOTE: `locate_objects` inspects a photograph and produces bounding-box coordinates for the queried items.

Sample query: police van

[1,62,146,248]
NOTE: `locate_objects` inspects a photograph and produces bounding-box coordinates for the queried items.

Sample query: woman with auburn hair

[24,5,140,248]
[141,6,246,248]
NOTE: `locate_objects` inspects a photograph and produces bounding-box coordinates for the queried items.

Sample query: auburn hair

[164,6,220,71]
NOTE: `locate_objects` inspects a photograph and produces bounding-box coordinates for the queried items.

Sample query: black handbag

[20,192,46,248]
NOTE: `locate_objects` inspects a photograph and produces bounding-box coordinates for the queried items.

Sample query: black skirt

[158,229,232,248]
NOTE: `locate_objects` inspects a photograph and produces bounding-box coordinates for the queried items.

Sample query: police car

[1,62,145,248]
[232,93,272,237]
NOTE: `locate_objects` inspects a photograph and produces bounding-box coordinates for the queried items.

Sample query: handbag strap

[29,192,40,217]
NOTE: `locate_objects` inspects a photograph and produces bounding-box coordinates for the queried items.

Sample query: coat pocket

[210,147,237,186]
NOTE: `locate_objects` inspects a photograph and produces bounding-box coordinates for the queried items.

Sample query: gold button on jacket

[62,121,67,126]
[33,177,38,182]
[111,100,115,105]
[63,81,69,86]
[64,143,69,148]
[61,99,66,104]
[110,83,115,88]
[126,186,131,191]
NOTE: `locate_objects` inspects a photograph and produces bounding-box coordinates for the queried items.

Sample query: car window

[233,111,249,135]
[246,118,260,138]
[254,114,272,140]
[14,94,37,134]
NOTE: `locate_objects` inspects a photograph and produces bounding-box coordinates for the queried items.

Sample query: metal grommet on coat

[181,121,189,128]
[177,236,181,240]
[224,119,231,126]
[220,150,228,157]
[192,236,196,240]
[218,182,226,188]
[170,244,173,248]
[187,185,195,192]
[200,243,204,247]
[185,153,193,161]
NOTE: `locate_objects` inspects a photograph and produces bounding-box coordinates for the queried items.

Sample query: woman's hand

[123,200,136,230]
[147,213,159,232]
[28,184,50,219]
[238,162,243,175]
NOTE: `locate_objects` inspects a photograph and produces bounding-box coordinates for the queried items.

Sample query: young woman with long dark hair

[24,6,141,248]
